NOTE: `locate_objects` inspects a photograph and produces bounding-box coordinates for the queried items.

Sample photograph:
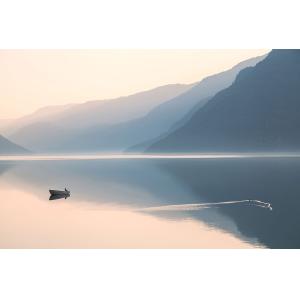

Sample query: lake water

[1,155,300,248]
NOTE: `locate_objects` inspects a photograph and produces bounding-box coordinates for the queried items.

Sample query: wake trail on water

[140,199,272,212]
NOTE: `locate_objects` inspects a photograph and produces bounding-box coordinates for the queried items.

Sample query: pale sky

[0,49,269,119]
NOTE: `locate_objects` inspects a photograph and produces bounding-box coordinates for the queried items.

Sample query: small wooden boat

[49,188,70,197]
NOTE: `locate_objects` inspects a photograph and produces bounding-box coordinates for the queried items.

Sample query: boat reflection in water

[49,193,70,201]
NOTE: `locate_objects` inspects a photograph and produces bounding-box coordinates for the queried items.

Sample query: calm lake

[1,155,300,248]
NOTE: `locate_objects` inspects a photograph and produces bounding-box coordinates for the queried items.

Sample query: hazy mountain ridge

[8,54,266,153]
[8,84,192,133]
[2,103,76,136]
[30,55,265,153]
[49,84,193,128]
[8,84,192,151]
[147,50,300,153]
[126,96,213,152]
[0,134,30,155]
[126,55,266,152]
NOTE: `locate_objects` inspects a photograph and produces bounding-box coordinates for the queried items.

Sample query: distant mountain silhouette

[8,54,266,153]
[147,50,300,153]
[127,96,212,152]
[51,84,193,127]
[8,84,192,152]
[2,104,75,136]
[31,55,265,153]
[125,54,266,152]
[0,134,30,155]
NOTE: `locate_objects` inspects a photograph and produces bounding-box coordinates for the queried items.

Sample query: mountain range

[127,54,266,152]
[147,50,300,153]
[6,84,192,152]
[0,135,30,155]
[4,54,266,154]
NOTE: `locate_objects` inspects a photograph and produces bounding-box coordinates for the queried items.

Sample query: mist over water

[2,152,300,161]
[1,154,300,248]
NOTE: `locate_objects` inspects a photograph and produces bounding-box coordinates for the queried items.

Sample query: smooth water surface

[1,155,299,248]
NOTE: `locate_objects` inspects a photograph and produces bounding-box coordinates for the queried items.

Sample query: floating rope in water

[141,199,272,212]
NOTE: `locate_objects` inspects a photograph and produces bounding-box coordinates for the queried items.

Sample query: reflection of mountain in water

[0,163,13,177]
[2,157,300,248]
[158,158,300,249]
[0,159,248,243]
[0,160,195,207]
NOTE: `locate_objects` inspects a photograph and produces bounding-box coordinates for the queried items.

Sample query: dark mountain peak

[235,49,300,84]
[267,49,300,59]
[147,49,300,153]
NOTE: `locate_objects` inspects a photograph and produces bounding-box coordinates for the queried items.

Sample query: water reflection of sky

[2,156,297,248]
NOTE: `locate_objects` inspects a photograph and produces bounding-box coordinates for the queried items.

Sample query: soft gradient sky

[0,49,269,119]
